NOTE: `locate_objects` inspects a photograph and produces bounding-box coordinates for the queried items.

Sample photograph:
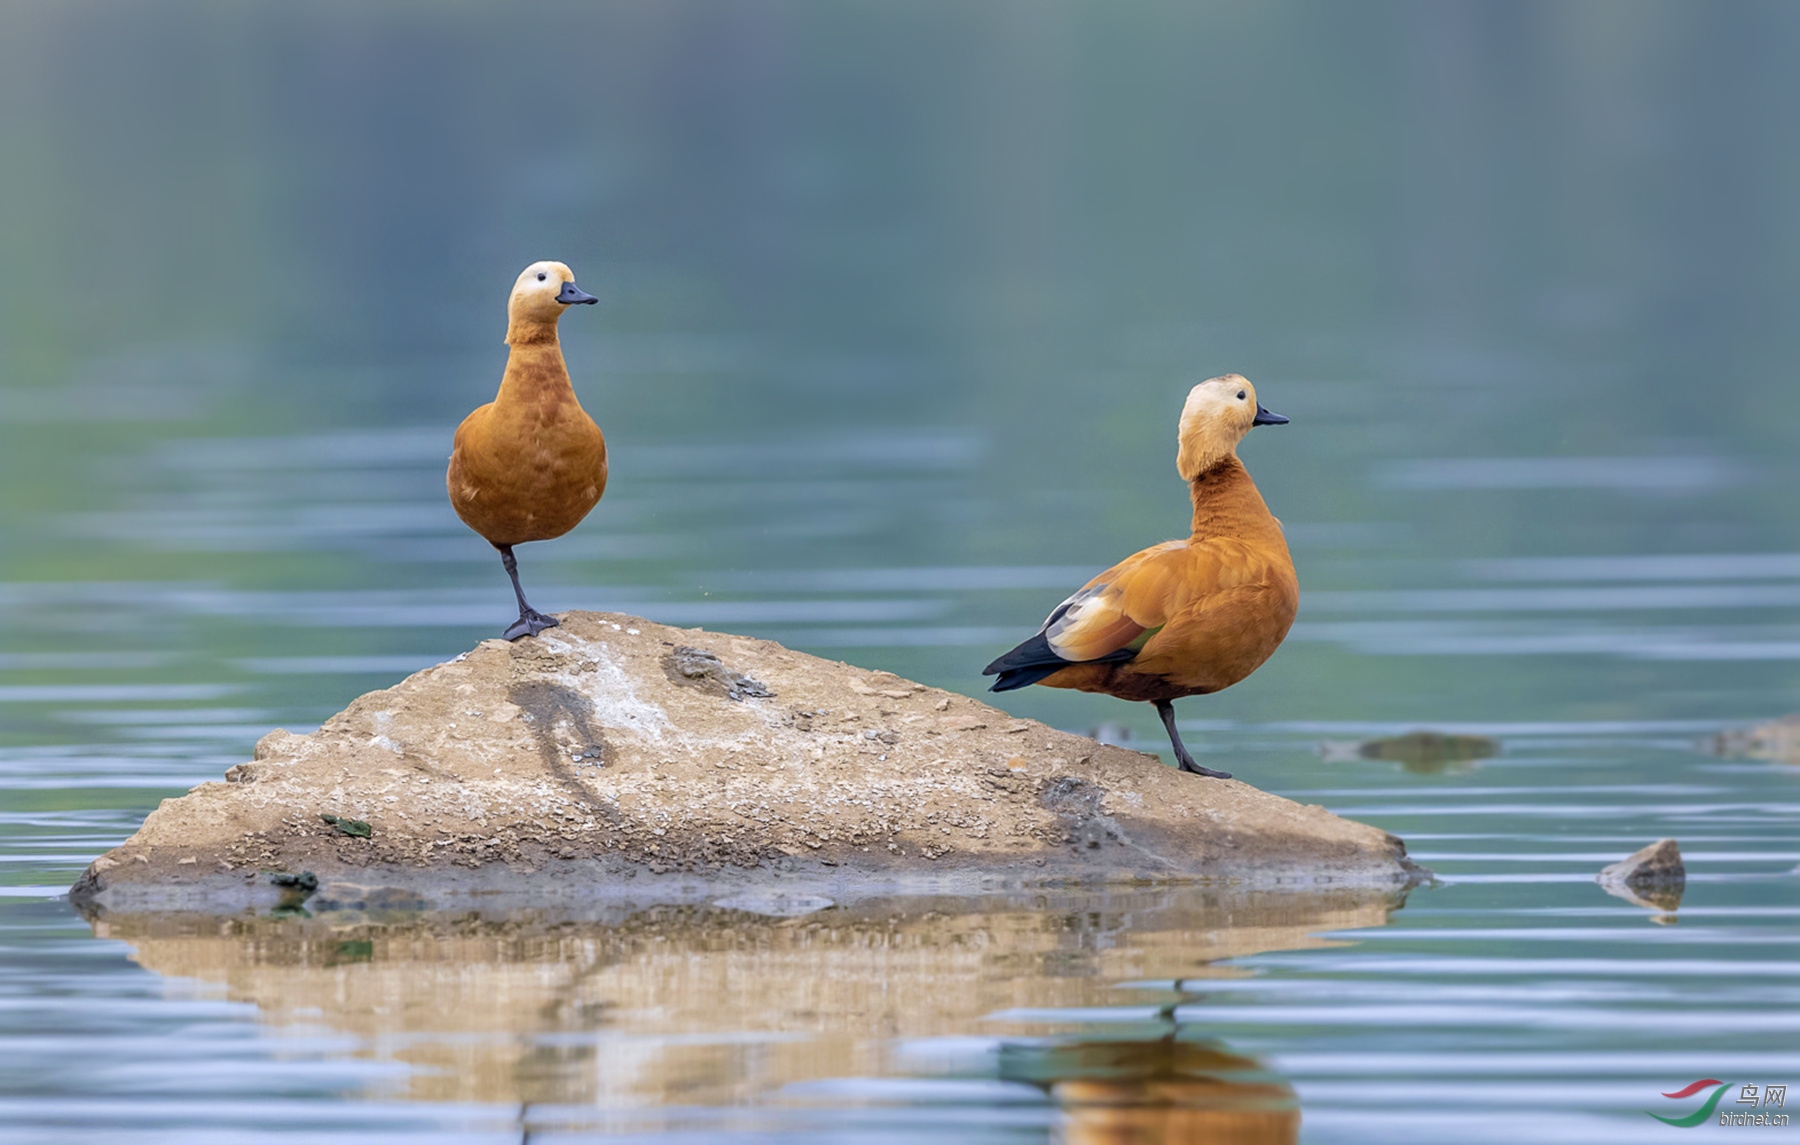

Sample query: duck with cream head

[447,261,605,640]
[983,374,1296,779]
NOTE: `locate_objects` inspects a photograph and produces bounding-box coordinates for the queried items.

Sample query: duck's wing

[983,543,1182,691]
[448,403,492,463]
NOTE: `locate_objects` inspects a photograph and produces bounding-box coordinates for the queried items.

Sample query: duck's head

[506,260,597,336]
[1176,373,1288,480]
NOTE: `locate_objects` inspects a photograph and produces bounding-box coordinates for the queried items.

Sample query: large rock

[71,611,1420,912]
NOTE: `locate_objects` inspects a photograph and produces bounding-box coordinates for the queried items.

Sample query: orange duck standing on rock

[984,374,1297,779]
[448,261,605,640]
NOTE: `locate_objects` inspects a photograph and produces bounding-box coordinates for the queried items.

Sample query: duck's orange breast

[447,344,608,547]
[1125,557,1297,694]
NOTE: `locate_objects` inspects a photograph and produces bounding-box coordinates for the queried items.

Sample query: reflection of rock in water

[1003,1035,1298,1145]
[87,885,1402,1111]
[1709,715,1800,764]
[1320,731,1498,774]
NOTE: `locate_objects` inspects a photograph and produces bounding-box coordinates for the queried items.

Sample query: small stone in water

[1597,838,1685,914]
[1322,731,1498,773]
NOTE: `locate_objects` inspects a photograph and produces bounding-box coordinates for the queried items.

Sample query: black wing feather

[983,625,1136,693]
[984,630,1069,692]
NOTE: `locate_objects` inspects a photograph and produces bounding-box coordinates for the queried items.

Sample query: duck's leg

[1154,699,1232,779]
[497,544,559,641]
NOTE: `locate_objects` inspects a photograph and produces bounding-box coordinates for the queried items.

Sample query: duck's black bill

[556,282,599,305]
[1252,405,1289,426]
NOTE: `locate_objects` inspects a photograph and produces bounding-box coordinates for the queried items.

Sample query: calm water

[4,3,1800,1141]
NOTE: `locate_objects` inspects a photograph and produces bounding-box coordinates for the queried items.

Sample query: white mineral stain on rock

[542,632,672,743]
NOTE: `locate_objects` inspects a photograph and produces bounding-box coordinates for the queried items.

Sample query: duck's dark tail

[983,631,1133,692]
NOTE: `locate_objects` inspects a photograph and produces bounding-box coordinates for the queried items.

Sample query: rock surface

[72,611,1421,912]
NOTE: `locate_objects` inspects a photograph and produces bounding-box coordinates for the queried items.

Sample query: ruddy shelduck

[984,374,1296,778]
[447,261,604,640]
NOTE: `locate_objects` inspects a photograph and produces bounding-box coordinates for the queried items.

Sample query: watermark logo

[1650,1080,1789,1128]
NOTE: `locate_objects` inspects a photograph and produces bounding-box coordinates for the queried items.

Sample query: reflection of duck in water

[448,261,605,641]
[985,375,1295,779]
[1000,1031,1299,1144]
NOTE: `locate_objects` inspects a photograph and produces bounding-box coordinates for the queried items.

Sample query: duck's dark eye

[537,272,547,282]
[1237,390,1246,400]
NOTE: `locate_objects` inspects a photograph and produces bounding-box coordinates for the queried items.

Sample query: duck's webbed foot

[1154,699,1233,780]
[496,543,559,641]
[1176,754,1234,780]
[503,609,559,642]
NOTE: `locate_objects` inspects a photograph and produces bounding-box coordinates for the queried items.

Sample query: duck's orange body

[448,337,608,547]
[447,260,604,640]
[1031,457,1297,703]
[985,374,1296,778]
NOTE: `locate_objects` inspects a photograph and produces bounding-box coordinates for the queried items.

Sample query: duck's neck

[505,314,561,348]
[495,326,576,410]
[1187,455,1282,542]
